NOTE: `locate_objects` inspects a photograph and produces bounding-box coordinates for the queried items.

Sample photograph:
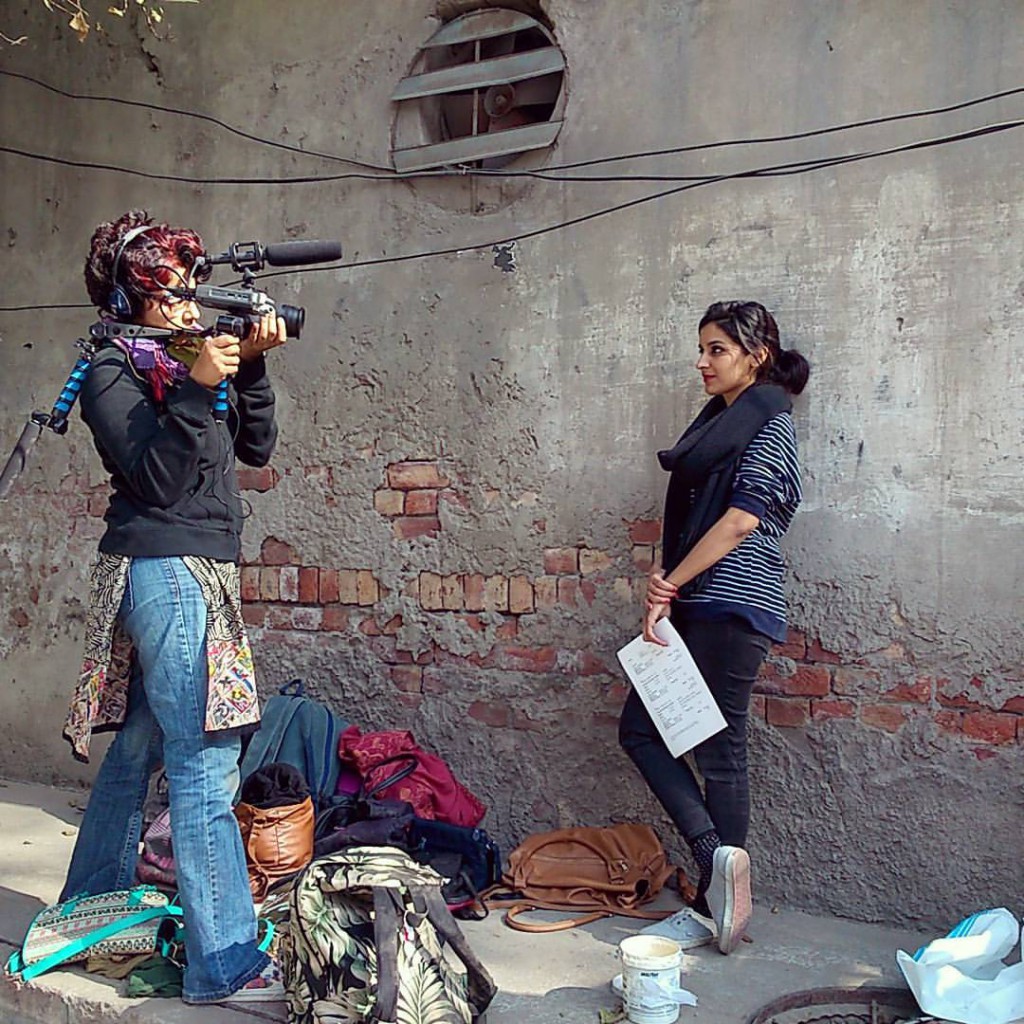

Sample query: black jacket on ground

[80,343,278,563]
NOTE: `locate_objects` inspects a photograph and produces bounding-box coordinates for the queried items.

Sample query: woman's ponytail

[769,348,810,395]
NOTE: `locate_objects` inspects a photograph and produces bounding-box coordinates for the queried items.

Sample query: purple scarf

[110,337,191,406]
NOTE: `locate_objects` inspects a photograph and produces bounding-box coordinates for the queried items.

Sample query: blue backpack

[239,680,350,810]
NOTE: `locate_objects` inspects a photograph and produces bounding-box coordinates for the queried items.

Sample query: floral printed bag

[270,846,496,1023]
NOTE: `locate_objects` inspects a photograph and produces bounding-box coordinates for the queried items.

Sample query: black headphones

[107,224,156,320]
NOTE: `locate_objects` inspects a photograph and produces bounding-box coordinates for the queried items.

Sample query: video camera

[185,239,343,340]
[0,236,342,499]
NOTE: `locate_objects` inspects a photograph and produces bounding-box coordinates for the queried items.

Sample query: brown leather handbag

[234,796,315,901]
[485,824,674,932]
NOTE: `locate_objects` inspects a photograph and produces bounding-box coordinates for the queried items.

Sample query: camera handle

[213,379,229,421]
[0,341,95,500]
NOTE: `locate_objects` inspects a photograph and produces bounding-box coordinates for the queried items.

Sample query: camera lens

[280,303,305,339]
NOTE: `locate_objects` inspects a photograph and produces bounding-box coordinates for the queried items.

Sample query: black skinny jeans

[619,613,771,848]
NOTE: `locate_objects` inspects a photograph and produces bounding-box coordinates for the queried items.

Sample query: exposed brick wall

[374,460,450,539]
[225,474,1024,755]
[753,629,1024,750]
[15,475,1021,756]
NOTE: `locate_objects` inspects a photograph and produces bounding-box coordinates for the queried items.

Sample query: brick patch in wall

[238,524,1024,749]
[509,576,534,614]
[359,614,403,636]
[374,490,405,516]
[543,548,578,575]
[962,711,1018,745]
[243,547,382,610]
[810,698,856,720]
[879,678,933,704]
[765,697,810,728]
[751,629,1024,745]
[393,515,441,540]
[579,549,613,575]
[375,460,450,539]
[406,490,439,516]
[632,545,655,572]
[391,665,423,693]
[625,518,661,544]
[237,466,278,492]
[260,536,296,566]
[463,574,485,611]
[387,462,450,491]
[775,629,807,661]
[860,704,910,733]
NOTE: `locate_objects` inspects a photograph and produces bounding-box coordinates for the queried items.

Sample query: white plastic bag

[628,973,698,1009]
[897,907,1024,1024]
[611,972,698,1009]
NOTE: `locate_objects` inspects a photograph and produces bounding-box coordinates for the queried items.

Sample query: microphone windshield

[263,240,343,267]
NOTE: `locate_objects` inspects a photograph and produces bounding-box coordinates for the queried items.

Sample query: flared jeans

[61,556,267,1002]
[619,613,771,847]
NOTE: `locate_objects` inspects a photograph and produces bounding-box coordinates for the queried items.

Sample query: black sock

[689,830,721,913]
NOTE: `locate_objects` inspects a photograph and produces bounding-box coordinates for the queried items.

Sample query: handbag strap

[482,889,673,932]
[7,903,184,982]
[362,753,418,799]
[503,903,609,933]
[258,917,275,952]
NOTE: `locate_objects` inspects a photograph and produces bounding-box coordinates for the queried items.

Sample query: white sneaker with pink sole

[706,845,751,954]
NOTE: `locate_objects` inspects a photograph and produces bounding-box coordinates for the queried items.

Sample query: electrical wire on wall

[0,68,1021,312]
[3,68,1023,177]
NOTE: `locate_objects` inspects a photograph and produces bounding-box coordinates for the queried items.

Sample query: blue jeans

[61,556,267,1002]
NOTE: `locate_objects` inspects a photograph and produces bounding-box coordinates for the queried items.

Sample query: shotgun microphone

[198,240,342,273]
[263,240,343,266]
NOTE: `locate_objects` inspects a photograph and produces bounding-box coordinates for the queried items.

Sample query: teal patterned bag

[268,846,496,1023]
[5,886,183,982]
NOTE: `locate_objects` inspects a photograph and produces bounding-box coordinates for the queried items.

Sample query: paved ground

[0,778,935,1024]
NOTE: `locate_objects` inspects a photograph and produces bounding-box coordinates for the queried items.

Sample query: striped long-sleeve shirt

[675,411,801,642]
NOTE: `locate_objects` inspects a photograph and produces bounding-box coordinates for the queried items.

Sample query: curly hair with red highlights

[84,209,208,315]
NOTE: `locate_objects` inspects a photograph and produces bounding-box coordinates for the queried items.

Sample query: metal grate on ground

[743,986,949,1024]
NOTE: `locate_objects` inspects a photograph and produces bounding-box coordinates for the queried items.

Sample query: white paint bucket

[619,934,683,1024]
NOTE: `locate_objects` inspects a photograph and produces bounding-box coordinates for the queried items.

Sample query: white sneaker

[640,907,714,949]
[706,845,751,955]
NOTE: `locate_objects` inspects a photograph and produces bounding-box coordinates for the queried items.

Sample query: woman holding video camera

[619,300,809,956]
[59,210,287,1003]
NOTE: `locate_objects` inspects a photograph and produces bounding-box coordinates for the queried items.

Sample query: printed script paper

[616,618,727,757]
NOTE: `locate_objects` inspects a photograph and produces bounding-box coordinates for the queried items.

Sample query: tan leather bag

[234,797,315,901]
[486,824,674,932]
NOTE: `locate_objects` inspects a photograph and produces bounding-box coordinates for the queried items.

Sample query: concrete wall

[1,0,1021,928]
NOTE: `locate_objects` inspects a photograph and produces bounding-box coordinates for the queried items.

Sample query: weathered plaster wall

[1,0,1021,927]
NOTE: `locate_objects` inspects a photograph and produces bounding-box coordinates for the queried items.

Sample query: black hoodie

[80,343,278,563]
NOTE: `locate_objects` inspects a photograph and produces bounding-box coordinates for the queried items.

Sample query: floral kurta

[64,554,260,761]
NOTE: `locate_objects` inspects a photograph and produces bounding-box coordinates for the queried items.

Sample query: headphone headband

[111,224,156,290]
[107,223,157,319]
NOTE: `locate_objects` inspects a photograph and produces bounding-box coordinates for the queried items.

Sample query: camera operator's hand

[240,312,288,362]
[189,335,240,389]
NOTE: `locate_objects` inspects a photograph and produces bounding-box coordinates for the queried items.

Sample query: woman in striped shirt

[619,300,809,954]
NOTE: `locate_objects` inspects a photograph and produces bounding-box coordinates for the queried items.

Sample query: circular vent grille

[391,8,566,172]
